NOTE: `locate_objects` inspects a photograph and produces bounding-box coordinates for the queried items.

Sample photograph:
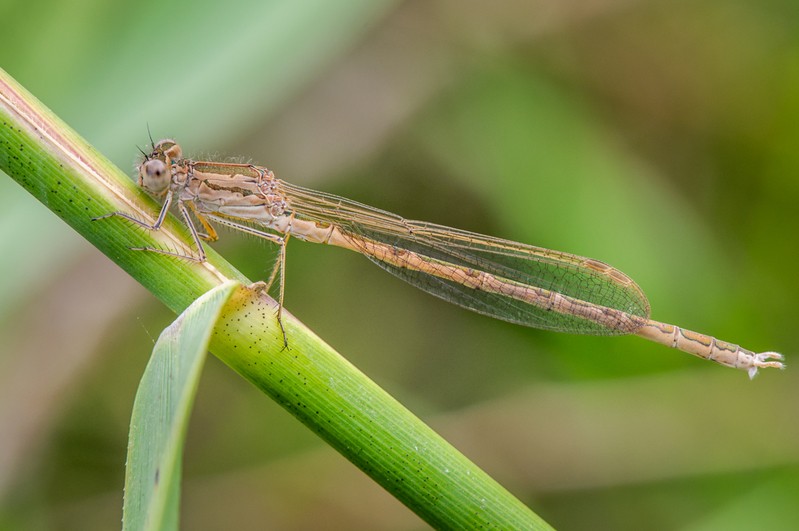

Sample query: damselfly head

[136,138,182,195]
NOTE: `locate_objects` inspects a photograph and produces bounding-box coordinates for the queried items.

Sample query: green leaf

[123,280,239,531]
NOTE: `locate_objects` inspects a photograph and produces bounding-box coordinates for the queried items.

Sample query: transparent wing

[278,180,650,335]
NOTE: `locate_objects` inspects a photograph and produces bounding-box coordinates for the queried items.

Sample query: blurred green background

[1,0,798,529]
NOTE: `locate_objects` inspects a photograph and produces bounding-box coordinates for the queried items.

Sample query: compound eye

[145,159,167,179]
[140,159,170,193]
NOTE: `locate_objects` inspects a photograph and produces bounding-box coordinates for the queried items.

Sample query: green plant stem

[0,67,552,530]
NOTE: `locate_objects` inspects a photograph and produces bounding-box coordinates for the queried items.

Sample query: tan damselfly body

[96,139,785,378]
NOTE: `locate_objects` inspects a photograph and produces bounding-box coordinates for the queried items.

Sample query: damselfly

[95,139,785,378]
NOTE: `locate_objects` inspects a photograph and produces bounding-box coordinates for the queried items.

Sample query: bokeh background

[1,0,798,529]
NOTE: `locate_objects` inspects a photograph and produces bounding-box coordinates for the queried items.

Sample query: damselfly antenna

[146,123,155,151]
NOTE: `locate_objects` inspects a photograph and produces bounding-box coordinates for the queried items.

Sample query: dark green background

[1,1,797,529]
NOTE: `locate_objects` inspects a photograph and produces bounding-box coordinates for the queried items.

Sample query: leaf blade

[123,280,239,531]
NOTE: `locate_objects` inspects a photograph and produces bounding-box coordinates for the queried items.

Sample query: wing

[277,180,650,335]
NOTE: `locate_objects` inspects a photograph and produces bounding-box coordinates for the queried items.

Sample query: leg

[275,231,290,349]
[94,195,206,261]
[206,215,292,348]
[186,203,219,242]
[249,240,290,349]
[93,191,173,232]
[129,199,207,262]
[203,215,286,245]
